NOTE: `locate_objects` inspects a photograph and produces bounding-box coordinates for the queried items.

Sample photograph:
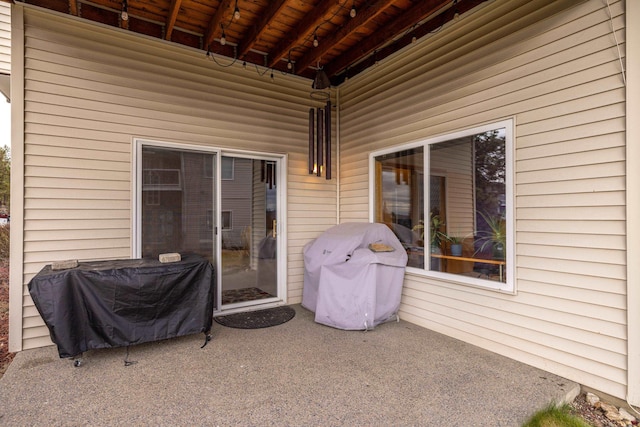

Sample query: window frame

[221,156,235,180]
[221,210,233,231]
[369,119,515,293]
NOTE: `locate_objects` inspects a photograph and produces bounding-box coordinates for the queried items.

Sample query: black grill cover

[28,254,215,358]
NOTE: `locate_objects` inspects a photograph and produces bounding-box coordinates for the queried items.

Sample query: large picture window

[372,120,513,291]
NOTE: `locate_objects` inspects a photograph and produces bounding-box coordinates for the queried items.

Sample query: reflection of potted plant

[427,214,447,271]
[475,212,506,260]
[429,215,447,252]
[446,234,464,257]
[412,220,424,244]
[444,231,474,257]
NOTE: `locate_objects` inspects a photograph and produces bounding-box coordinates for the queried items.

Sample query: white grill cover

[302,222,408,330]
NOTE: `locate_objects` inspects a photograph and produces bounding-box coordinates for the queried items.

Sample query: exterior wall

[9,5,336,351]
[0,1,9,101]
[338,0,628,400]
[0,2,9,74]
[625,0,640,405]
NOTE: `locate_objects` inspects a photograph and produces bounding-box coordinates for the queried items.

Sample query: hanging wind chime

[308,100,332,180]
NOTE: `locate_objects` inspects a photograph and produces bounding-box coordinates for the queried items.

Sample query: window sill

[404,265,515,295]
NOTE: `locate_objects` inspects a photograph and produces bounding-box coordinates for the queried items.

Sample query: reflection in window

[140,146,215,260]
[373,122,510,287]
[374,148,424,268]
[221,210,232,230]
[221,157,234,180]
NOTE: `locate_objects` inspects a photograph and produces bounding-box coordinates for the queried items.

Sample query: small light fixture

[311,67,331,101]
[312,68,330,91]
[121,0,129,21]
[453,0,460,21]
[233,0,240,20]
[350,1,356,18]
[220,24,227,46]
[287,51,293,70]
[313,32,319,48]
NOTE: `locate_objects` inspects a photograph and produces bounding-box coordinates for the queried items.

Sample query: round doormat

[214,306,296,329]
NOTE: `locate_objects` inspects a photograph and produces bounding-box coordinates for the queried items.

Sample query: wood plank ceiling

[6,0,487,84]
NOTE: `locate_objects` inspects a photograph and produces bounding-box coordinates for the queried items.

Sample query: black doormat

[214,306,296,329]
[221,287,274,305]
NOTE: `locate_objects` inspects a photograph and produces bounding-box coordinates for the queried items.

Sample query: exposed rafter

[69,0,78,16]
[236,0,288,60]
[329,0,486,82]
[326,0,456,78]
[165,0,183,41]
[204,0,234,51]
[266,0,340,69]
[295,0,395,73]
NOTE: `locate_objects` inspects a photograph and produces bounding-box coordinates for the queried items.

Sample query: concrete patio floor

[0,304,579,426]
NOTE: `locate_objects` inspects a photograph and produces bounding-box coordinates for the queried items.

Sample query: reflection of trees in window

[474,129,506,219]
[474,129,506,263]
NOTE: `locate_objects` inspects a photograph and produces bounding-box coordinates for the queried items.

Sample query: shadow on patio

[0,305,578,426]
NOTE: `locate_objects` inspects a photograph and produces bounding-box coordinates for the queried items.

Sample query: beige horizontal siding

[19,7,336,349]
[338,0,628,400]
[0,2,9,74]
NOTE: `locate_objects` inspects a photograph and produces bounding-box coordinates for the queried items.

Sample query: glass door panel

[220,157,278,308]
[140,146,216,264]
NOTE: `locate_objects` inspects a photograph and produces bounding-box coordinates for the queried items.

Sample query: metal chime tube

[308,109,315,174]
[316,107,323,177]
[267,162,274,189]
[325,100,331,180]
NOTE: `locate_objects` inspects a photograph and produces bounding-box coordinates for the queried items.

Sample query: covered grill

[302,223,408,330]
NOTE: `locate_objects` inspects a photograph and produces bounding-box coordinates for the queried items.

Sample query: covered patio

[0,305,578,425]
[3,0,639,413]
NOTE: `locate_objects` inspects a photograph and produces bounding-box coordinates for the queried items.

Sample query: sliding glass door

[136,142,283,313]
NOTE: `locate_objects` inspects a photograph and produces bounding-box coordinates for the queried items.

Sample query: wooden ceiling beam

[329,0,486,82]
[294,0,396,74]
[324,0,451,78]
[266,0,339,69]
[69,0,78,16]
[236,0,287,60]
[204,0,234,51]
[165,0,182,40]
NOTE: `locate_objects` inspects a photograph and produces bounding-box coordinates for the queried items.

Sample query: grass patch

[521,404,591,427]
